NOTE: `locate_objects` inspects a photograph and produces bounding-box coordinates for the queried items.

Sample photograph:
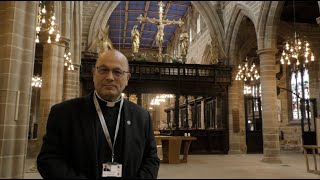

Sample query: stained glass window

[291,69,310,120]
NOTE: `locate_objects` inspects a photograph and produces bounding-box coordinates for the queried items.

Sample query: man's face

[93,50,131,101]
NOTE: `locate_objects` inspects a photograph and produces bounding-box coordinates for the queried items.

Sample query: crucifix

[137,1,184,62]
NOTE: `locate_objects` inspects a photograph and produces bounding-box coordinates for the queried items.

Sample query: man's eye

[99,68,108,73]
[113,70,123,76]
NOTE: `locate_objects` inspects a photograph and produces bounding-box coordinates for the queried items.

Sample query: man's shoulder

[52,94,91,110]
[125,100,148,113]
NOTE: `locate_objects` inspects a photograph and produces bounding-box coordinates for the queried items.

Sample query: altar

[155,135,197,164]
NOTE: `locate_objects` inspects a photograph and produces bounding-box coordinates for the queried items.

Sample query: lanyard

[93,92,124,162]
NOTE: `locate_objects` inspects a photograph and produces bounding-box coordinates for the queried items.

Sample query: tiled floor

[24,151,320,179]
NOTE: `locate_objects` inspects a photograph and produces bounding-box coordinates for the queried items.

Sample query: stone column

[63,64,80,100]
[32,42,65,158]
[228,68,246,154]
[257,48,281,163]
[63,1,82,100]
[0,2,37,178]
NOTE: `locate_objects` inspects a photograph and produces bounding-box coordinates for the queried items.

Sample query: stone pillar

[32,42,65,158]
[228,68,246,154]
[0,2,37,178]
[62,1,82,100]
[257,48,282,163]
[63,64,80,100]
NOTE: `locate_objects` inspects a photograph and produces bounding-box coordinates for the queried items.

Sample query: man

[37,49,160,179]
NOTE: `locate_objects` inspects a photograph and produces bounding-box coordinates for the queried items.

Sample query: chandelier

[280,33,315,66]
[35,1,60,43]
[150,94,174,106]
[235,57,260,82]
[64,46,74,71]
[280,1,315,67]
[31,75,42,88]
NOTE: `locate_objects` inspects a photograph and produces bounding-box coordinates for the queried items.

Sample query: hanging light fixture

[31,75,42,88]
[35,1,60,44]
[235,56,260,82]
[280,0,315,66]
[64,45,74,71]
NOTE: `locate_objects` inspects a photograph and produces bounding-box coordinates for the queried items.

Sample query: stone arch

[192,2,225,58]
[87,1,225,56]
[201,44,213,64]
[256,1,284,50]
[225,3,257,65]
[88,1,119,49]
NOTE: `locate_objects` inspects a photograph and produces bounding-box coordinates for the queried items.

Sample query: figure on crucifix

[156,24,164,46]
[137,1,184,62]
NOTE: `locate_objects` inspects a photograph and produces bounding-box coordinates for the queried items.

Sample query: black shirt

[94,95,124,179]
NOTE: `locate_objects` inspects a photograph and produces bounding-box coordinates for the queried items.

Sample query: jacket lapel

[80,92,98,177]
[122,100,133,166]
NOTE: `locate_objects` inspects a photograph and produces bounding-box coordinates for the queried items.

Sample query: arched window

[290,68,310,120]
[197,14,201,34]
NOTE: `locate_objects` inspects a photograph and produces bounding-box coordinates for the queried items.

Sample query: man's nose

[104,70,115,80]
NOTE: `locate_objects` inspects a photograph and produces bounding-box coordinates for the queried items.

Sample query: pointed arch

[201,44,213,64]
[256,1,284,49]
[87,1,119,48]
[225,3,257,65]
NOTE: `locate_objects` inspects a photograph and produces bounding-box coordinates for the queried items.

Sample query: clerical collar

[94,91,121,107]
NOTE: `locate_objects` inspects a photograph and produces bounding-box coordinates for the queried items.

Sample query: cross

[137,1,184,62]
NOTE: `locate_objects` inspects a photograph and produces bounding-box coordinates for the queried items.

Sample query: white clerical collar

[94,91,121,107]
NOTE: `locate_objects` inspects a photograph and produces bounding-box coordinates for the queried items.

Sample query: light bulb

[42,6,46,14]
[47,36,51,43]
[36,26,40,32]
[35,35,39,43]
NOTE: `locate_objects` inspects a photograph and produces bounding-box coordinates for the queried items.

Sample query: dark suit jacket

[37,92,160,179]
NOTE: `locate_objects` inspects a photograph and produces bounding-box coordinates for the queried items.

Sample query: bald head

[96,49,129,71]
[93,49,131,101]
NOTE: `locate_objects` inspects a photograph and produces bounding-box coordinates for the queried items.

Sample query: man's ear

[125,73,131,86]
[92,67,95,76]
[126,73,131,81]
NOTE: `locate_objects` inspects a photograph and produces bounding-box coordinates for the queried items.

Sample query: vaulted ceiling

[107,1,192,51]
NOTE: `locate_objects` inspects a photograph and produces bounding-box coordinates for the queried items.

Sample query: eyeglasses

[96,66,130,78]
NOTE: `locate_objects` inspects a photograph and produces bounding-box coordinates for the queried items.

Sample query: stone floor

[24,151,320,179]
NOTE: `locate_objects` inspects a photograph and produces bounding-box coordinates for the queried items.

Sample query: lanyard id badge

[93,91,124,178]
[102,162,122,177]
